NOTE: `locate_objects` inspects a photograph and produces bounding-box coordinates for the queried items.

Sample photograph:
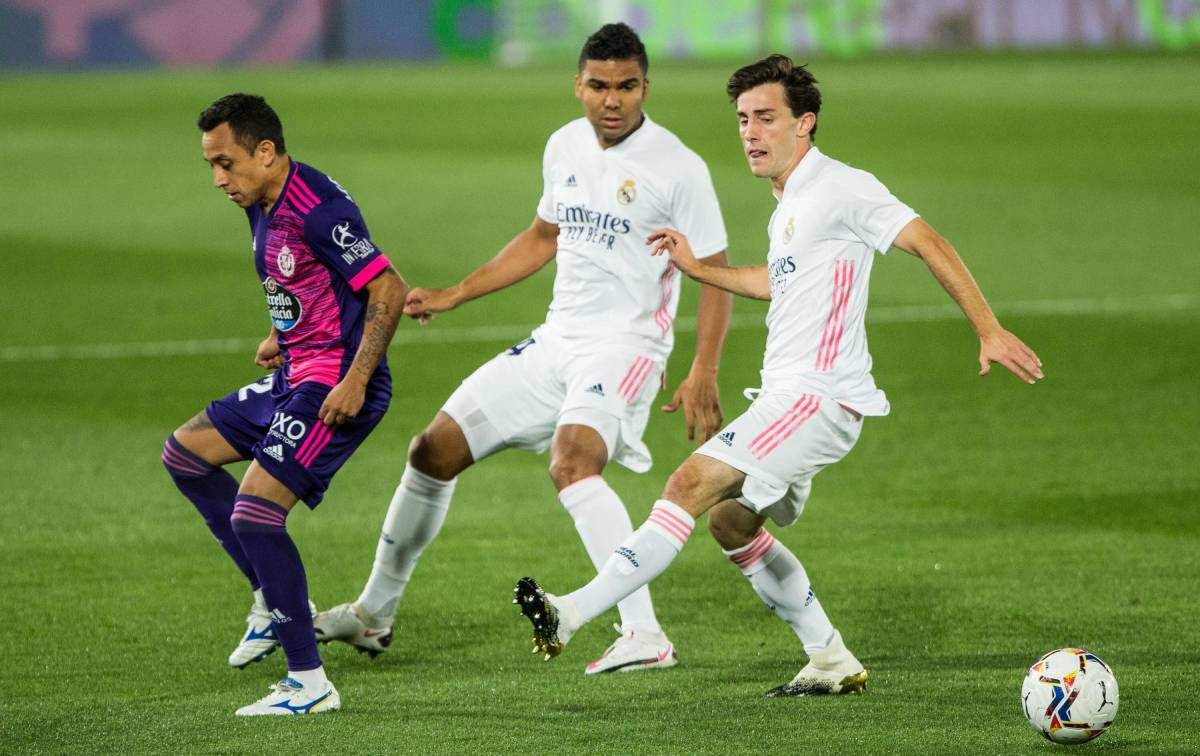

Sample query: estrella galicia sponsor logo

[555,202,632,251]
[717,430,735,446]
[615,546,639,568]
[768,255,797,298]
[331,221,377,264]
[263,277,302,331]
[269,411,308,447]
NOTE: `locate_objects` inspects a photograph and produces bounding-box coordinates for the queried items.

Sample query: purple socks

[162,434,259,589]
[230,495,321,672]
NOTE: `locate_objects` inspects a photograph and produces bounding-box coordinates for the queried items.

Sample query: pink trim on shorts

[349,254,390,292]
[296,423,335,467]
[748,394,821,460]
[620,357,654,404]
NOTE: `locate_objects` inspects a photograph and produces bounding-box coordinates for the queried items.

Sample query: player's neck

[770,140,813,200]
[260,155,293,212]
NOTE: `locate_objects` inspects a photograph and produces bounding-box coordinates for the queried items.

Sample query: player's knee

[663,463,705,504]
[407,428,460,481]
[547,454,598,491]
[161,433,215,480]
[707,505,757,551]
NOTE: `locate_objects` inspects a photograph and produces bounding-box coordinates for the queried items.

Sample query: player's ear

[574,74,583,101]
[797,112,815,139]
[257,139,278,167]
[641,76,650,101]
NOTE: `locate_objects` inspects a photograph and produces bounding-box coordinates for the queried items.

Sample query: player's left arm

[662,252,732,442]
[319,264,409,426]
[892,218,1043,384]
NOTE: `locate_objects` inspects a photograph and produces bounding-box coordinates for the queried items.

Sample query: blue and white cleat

[234,677,340,716]
[228,599,317,669]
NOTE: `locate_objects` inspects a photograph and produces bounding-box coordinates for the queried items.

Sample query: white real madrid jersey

[761,146,918,416]
[535,115,727,361]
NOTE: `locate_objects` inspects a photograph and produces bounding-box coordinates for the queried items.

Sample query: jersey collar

[268,158,300,216]
[777,145,824,202]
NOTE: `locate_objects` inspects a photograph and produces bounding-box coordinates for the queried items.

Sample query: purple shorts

[206,373,388,508]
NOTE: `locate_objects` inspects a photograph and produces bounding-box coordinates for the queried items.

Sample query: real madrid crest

[277,245,296,277]
[617,179,637,205]
[782,216,795,244]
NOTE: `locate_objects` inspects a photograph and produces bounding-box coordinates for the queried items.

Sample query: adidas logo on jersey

[585,383,604,396]
[268,608,293,624]
[565,174,577,187]
[717,431,736,446]
[263,444,285,462]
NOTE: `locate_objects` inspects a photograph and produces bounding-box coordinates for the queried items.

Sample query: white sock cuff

[722,528,779,575]
[557,475,608,510]
[401,465,456,499]
[645,499,694,551]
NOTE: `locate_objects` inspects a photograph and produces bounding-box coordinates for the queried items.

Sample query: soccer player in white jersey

[315,23,732,673]
[513,54,1043,695]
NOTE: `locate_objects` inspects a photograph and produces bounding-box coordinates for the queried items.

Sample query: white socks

[289,665,328,689]
[564,500,694,630]
[356,466,456,621]
[723,529,834,655]
[559,476,662,634]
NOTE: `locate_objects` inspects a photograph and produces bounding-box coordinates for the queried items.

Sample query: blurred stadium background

[2,1,1198,753]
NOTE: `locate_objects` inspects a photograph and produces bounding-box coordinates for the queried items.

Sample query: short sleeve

[841,170,918,254]
[303,198,391,292]
[535,136,558,224]
[669,156,728,259]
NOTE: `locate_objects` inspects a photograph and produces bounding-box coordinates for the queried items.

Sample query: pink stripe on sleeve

[348,254,390,292]
[290,173,321,207]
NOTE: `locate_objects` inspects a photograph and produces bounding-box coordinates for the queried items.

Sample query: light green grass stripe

[4,293,1196,363]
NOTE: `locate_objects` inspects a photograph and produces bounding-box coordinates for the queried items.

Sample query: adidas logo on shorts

[585,383,604,396]
[717,431,736,446]
[263,444,285,462]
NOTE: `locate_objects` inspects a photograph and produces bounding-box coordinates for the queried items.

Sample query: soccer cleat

[513,577,572,660]
[312,602,393,658]
[228,599,317,669]
[584,624,678,675]
[234,677,340,716]
[766,630,868,697]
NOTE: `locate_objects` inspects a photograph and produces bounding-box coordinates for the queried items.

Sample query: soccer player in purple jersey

[160,93,407,715]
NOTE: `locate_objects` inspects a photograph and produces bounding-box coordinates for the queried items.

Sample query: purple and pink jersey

[247,159,392,408]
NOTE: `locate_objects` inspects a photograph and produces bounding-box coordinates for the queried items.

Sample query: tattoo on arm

[181,411,215,433]
[353,301,399,376]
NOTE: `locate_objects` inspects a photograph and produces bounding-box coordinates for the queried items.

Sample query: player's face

[201,122,273,208]
[575,58,648,147]
[735,83,814,180]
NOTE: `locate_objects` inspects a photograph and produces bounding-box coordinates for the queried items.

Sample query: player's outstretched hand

[663,371,724,443]
[403,287,460,325]
[646,228,698,275]
[979,329,1044,385]
[319,377,366,426]
[255,335,283,370]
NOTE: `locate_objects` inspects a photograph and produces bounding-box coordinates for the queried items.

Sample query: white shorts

[442,327,663,472]
[695,391,862,526]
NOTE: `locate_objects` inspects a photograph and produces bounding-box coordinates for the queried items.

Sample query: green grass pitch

[1,51,1198,753]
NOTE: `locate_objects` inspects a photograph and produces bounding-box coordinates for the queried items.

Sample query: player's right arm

[255,325,283,369]
[647,228,770,300]
[404,216,558,323]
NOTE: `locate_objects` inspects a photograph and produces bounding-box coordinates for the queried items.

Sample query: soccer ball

[1021,648,1119,744]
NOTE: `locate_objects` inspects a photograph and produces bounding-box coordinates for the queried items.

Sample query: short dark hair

[578,22,648,74]
[197,93,286,155]
[727,55,821,139]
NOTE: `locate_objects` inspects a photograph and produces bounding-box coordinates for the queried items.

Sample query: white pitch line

[2,293,1197,364]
